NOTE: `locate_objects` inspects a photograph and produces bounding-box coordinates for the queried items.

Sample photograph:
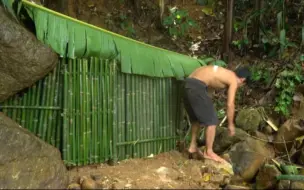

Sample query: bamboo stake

[95,58,101,163]
[74,59,80,164]
[133,75,138,158]
[112,60,118,163]
[33,79,42,134]
[84,59,89,165]
[63,61,69,165]
[91,57,97,163]
[67,59,75,164]
[38,74,49,138]
[28,83,37,133]
[52,60,61,147]
[125,74,130,159]
[56,59,64,150]
[147,78,152,156]
[45,66,57,142]
[119,71,125,160]
[101,59,106,161]
[79,59,85,165]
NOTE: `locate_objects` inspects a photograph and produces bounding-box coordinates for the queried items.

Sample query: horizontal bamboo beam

[116,136,178,146]
[0,106,62,110]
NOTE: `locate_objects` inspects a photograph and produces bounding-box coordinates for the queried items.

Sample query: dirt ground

[68,150,235,189]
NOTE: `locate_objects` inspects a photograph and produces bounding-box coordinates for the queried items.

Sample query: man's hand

[228,124,235,136]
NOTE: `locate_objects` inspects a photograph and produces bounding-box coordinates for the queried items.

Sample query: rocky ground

[67,100,304,189]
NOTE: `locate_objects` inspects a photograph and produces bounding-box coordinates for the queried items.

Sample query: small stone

[80,176,97,189]
[125,183,132,188]
[224,184,250,189]
[90,173,102,181]
[68,183,81,190]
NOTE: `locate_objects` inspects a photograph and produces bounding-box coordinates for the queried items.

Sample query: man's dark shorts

[183,78,219,126]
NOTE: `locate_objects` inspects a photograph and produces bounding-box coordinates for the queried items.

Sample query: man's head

[234,66,251,87]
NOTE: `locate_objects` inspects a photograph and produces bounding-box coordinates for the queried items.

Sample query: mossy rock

[235,108,262,132]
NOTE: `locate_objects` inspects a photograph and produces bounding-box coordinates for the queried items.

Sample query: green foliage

[250,65,271,85]
[274,62,304,116]
[118,13,136,38]
[162,8,197,37]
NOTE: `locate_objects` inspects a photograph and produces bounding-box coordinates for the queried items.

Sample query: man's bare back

[189,65,237,89]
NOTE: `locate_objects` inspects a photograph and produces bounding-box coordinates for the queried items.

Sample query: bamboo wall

[0,58,184,166]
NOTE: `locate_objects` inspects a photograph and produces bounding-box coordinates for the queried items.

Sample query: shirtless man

[183,65,251,163]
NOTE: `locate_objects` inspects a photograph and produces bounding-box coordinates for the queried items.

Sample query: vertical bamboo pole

[86,59,92,164]
[133,75,138,158]
[67,59,75,165]
[142,77,147,157]
[56,59,64,150]
[38,74,50,139]
[79,59,85,165]
[82,59,90,165]
[11,95,18,122]
[51,60,61,147]
[152,78,157,154]
[95,58,101,163]
[103,59,109,161]
[97,58,103,162]
[28,83,37,133]
[45,66,57,142]
[101,58,106,161]
[125,74,130,159]
[33,79,42,135]
[74,58,80,165]
[107,59,113,161]
[112,60,118,163]
[63,60,69,165]
[147,78,151,156]
[20,92,27,128]
[91,57,97,164]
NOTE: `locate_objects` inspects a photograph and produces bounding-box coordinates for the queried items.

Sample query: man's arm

[227,80,238,126]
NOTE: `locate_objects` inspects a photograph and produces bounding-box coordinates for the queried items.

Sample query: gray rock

[0,6,57,102]
[228,137,275,182]
[235,108,262,132]
[0,112,68,189]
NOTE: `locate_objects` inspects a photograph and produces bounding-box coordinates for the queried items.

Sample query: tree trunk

[222,0,234,64]
[252,0,264,45]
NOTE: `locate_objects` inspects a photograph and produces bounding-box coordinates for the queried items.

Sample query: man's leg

[203,125,227,163]
[188,122,200,153]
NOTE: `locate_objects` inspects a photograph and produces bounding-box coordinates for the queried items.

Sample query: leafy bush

[162,8,197,38]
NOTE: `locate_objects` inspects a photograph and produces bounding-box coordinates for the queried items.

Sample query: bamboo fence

[0,58,184,166]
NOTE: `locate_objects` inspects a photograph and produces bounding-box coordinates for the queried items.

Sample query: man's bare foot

[203,150,228,164]
[188,147,204,160]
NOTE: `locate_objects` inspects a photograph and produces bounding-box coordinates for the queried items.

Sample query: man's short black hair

[234,66,251,83]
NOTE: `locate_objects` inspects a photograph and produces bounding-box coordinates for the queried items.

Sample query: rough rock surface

[213,127,247,154]
[228,137,275,182]
[0,112,68,189]
[235,108,262,132]
[256,164,281,189]
[0,6,58,102]
[274,119,304,153]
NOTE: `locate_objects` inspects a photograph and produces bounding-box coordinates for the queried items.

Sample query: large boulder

[235,108,263,132]
[0,6,58,102]
[274,119,304,153]
[0,112,68,189]
[228,137,275,182]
